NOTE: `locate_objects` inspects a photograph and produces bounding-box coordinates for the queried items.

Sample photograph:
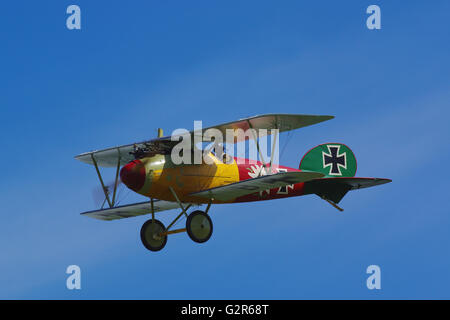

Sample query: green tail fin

[299,143,357,177]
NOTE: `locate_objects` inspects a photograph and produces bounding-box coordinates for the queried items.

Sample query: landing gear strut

[140,191,213,252]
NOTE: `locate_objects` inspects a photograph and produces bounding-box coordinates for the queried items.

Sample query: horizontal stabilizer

[191,171,325,201]
[304,177,392,204]
[81,200,192,221]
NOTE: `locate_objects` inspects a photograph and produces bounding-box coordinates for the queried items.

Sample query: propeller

[91,179,124,208]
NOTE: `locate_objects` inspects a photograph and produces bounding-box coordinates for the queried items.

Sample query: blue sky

[0,1,449,299]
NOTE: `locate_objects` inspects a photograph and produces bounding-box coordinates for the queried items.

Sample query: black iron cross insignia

[322,145,346,175]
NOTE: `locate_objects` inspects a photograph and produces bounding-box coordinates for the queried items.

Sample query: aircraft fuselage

[120,153,308,204]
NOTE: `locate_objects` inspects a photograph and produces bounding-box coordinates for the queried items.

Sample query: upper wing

[81,199,192,221]
[195,113,334,143]
[190,171,325,201]
[74,140,176,168]
[74,114,334,167]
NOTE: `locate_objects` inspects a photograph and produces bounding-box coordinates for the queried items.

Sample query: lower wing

[81,200,193,221]
[190,171,324,201]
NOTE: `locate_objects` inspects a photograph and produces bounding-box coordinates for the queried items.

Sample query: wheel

[186,210,213,243]
[140,219,167,251]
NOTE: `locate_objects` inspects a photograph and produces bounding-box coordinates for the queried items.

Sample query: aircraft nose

[120,160,146,191]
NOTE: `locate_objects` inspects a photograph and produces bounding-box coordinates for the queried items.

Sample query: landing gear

[140,219,167,252]
[140,191,214,252]
[186,210,213,243]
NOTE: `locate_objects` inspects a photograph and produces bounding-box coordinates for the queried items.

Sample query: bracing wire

[280,130,295,162]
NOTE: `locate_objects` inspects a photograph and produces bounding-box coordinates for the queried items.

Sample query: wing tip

[321,115,335,121]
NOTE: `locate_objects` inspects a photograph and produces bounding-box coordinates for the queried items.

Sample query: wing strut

[90,151,121,208]
[247,118,279,174]
[111,150,121,206]
[247,120,267,168]
[268,116,278,173]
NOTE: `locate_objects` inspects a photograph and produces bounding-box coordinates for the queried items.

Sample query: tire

[186,210,213,243]
[140,219,167,251]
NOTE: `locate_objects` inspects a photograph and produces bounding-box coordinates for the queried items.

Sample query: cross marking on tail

[322,145,347,175]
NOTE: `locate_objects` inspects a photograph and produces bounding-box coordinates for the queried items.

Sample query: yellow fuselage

[121,153,240,204]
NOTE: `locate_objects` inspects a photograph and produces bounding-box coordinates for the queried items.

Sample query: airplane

[75,114,391,252]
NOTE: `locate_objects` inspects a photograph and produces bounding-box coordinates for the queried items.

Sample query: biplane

[75,114,391,252]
